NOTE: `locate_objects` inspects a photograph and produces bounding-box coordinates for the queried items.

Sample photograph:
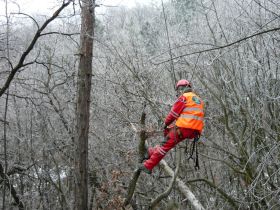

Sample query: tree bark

[74,0,95,210]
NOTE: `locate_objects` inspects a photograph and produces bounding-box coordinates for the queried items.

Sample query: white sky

[0,0,162,16]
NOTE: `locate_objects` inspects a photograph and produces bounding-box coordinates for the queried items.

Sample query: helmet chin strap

[176,86,192,97]
[176,89,183,97]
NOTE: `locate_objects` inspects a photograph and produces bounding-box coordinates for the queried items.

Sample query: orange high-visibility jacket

[175,92,204,133]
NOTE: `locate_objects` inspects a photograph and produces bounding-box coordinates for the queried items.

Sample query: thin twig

[161,0,176,87]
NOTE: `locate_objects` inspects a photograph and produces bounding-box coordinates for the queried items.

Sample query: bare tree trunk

[74,0,95,210]
[2,0,10,208]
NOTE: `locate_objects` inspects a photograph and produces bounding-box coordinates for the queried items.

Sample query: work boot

[138,164,152,174]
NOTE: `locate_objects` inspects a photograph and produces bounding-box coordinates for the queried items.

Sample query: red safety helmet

[176,79,192,90]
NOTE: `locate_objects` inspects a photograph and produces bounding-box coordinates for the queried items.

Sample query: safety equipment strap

[187,134,200,170]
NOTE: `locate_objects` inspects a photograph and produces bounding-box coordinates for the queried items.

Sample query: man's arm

[164,95,186,126]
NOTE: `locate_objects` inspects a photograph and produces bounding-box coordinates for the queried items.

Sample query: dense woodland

[0,0,280,209]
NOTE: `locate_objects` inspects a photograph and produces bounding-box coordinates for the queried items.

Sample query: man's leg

[142,128,198,173]
[143,128,181,171]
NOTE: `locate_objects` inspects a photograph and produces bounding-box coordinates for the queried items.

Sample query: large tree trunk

[74,0,95,209]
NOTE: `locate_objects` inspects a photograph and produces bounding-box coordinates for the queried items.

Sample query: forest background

[0,0,279,209]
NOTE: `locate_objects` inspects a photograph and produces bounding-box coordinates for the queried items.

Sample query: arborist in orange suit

[139,79,204,174]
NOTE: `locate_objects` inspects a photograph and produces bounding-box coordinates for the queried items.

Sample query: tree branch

[40,31,80,37]
[154,27,280,65]
[186,178,238,209]
[159,160,205,210]
[0,163,24,209]
[124,109,148,206]
[0,0,73,98]
[150,147,181,209]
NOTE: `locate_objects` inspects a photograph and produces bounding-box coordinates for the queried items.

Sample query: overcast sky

[0,0,162,16]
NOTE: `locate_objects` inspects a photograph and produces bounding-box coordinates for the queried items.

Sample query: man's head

[176,79,192,96]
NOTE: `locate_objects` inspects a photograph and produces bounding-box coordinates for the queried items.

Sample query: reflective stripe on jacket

[175,92,204,133]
